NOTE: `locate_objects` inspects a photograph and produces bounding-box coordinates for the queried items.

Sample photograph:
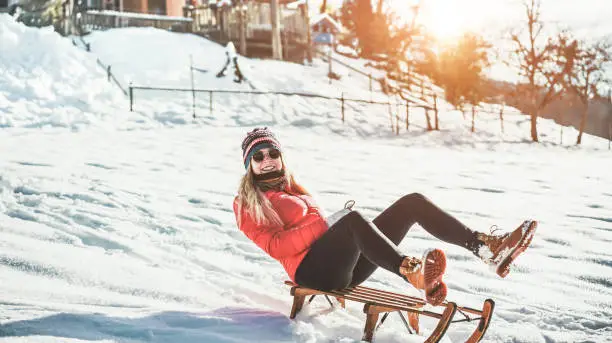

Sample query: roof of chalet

[310,12,343,33]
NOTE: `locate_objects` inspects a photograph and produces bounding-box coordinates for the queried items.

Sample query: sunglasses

[252,149,281,162]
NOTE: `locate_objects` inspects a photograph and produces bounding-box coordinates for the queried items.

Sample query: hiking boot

[399,248,447,306]
[477,220,538,278]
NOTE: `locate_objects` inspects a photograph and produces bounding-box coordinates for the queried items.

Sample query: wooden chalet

[184,0,310,62]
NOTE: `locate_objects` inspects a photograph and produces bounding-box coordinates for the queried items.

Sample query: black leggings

[294,193,481,291]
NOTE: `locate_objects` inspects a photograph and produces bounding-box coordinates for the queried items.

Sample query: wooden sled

[285,281,494,343]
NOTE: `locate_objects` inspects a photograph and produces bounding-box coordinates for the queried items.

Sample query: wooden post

[238,2,247,56]
[209,90,213,115]
[434,94,439,130]
[129,85,133,112]
[107,65,111,81]
[224,9,231,41]
[405,102,410,131]
[327,47,333,84]
[559,111,564,145]
[425,108,433,131]
[471,106,476,133]
[388,100,393,133]
[282,30,289,60]
[369,73,372,92]
[499,104,505,134]
[303,1,312,63]
[420,78,424,99]
[270,0,283,60]
[190,55,196,119]
[395,99,400,135]
[341,92,345,123]
[395,109,399,135]
[184,5,195,32]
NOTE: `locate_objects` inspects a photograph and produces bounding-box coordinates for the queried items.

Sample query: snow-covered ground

[1,14,611,343]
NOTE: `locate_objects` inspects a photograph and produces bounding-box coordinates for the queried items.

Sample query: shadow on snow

[0,307,294,342]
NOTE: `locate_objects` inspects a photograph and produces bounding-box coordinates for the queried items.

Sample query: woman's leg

[294,210,407,291]
[350,192,480,286]
[295,193,479,290]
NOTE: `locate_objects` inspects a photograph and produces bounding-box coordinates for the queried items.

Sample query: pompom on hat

[241,127,282,170]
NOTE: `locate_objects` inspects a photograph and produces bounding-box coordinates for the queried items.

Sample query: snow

[1,13,612,343]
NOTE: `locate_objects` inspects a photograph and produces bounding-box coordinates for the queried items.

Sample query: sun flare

[418,0,478,43]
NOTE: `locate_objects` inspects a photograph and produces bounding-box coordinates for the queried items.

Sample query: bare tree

[560,38,612,144]
[509,0,569,142]
[320,0,327,14]
[376,0,384,14]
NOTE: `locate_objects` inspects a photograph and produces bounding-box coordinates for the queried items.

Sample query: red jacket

[233,190,328,282]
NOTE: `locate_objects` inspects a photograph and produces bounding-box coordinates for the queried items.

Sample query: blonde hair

[236,157,309,227]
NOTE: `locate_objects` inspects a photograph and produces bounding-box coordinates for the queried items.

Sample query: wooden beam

[270,0,283,59]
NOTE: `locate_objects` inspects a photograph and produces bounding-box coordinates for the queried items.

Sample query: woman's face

[251,147,283,175]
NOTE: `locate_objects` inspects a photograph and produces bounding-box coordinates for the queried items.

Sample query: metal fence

[127,85,436,134]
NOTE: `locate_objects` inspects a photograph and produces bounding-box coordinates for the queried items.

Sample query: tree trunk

[376,0,384,14]
[530,112,539,142]
[576,104,589,145]
[320,0,327,13]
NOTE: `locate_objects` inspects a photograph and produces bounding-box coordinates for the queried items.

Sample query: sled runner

[285,281,494,343]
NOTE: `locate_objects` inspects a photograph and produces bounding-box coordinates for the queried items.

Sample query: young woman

[233,127,537,307]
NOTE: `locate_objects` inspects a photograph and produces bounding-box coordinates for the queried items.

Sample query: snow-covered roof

[310,12,343,33]
[286,0,307,9]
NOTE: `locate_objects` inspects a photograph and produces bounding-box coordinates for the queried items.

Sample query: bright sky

[320,0,612,82]
[403,0,612,41]
[318,0,612,41]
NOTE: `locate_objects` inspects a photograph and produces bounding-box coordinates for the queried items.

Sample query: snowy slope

[2,14,609,149]
[0,17,126,130]
[1,14,611,343]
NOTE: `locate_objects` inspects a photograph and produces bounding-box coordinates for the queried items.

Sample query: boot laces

[400,256,422,274]
[344,200,355,210]
[481,225,509,252]
[489,225,501,235]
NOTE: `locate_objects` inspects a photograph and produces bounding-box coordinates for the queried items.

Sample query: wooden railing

[185,2,306,38]
[79,10,193,33]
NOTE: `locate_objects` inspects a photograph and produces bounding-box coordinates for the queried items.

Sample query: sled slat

[343,287,425,308]
[329,289,421,309]
[354,284,427,305]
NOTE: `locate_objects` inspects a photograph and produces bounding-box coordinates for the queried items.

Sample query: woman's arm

[233,199,327,259]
